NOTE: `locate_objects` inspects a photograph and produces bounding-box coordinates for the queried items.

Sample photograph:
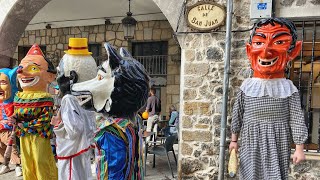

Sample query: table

[142,131,155,177]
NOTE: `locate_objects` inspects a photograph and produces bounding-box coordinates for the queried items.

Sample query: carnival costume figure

[0,67,22,177]
[51,38,97,180]
[71,43,149,180]
[14,44,58,179]
[229,18,308,180]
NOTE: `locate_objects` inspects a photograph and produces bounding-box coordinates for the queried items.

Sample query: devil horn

[119,47,133,58]
[104,43,121,69]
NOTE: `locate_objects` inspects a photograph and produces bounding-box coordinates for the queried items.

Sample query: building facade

[0,0,320,179]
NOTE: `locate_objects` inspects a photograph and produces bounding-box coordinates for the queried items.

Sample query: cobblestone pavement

[0,145,178,180]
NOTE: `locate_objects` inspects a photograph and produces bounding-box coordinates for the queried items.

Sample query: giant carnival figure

[229,18,308,179]
[14,44,58,179]
[71,43,149,180]
[51,38,97,180]
[0,67,22,177]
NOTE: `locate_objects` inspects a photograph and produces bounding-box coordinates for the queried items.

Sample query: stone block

[149,21,156,28]
[116,31,124,41]
[35,30,40,36]
[57,43,63,50]
[96,33,105,43]
[70,27,81,35]
[207,47,223,61]
[184,63,209,76]
[167,75,175,84]
[181,143,193,156]
[63,28,69,35]
[152,29,161,40]
[182,116,193,128]
[160,29,172,39]
[121,41,128,47]
[184,76,203,88]
[194,124,209,129]
[54,37,60,44]
[35,37,41,44]
[143,28,152,40]
[172,95,180,104]
[160,21,171,29]
[166,85,180,94]
[29,35,35,44]
[49,37,55,44]
[89,34,96,42]
[181,158,204,175]
[115,39,122,48]
[174,75,180,84]
[93,26,99,33]
[57,29,63,36]
[40,29,46,36]
[52,29,57,37]
[183,89,197,100]
[185,49,195,62]
[137,22,143,30]
[198,102,211,116]
[81,32,89,38]
[51,44,56,51]
[182,130,212,142]
[167,65,180,75]
[142,21,149,28]
[112,24,119,31]
[98,25,105,33]
[135,30,143,40]
[168,46,179,55]
[106,31,115,41]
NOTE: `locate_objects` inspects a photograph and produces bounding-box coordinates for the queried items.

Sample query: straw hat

[64,38,92,55]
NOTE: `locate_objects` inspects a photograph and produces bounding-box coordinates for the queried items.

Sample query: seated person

[163,105,179,137]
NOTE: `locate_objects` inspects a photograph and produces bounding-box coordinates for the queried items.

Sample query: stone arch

[0,0,183,67]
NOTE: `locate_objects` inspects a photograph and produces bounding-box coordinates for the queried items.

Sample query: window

[291,20,320,152]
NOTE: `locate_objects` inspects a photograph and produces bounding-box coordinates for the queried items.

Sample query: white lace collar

[240,78,298,98]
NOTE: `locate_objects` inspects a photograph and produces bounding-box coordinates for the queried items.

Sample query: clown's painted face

[246,23,302,79]
[0,73,11,102]
[17,55,55,92]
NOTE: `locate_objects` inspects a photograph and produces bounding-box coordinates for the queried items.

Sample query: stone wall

[177,0,252,178]
[13,20,181,115]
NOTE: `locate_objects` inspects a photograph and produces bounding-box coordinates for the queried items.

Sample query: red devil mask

[246,22,302,79]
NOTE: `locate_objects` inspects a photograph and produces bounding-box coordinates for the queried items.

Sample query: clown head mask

[17,44,56,92]
[0,67,18,103]
[71,43,149,117]
[246,18,302,79]
[56,38,97,96]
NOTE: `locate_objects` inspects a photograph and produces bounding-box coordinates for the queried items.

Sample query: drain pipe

[218,0,233,179]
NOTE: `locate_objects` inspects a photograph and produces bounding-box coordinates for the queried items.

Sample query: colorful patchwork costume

[15,44,58,179]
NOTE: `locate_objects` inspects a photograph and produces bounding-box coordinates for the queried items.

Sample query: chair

[146,134,178,178]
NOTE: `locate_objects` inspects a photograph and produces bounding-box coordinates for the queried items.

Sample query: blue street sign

[257,3,267,10]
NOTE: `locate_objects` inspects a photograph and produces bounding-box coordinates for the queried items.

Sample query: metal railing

[134,55,168,76]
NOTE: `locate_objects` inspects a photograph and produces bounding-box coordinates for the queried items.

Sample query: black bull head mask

[71,43,150,117]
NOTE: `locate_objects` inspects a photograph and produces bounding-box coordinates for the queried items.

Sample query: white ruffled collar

[240,78,298,98]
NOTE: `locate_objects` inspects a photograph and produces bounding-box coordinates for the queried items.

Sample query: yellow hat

[64,38,92,55]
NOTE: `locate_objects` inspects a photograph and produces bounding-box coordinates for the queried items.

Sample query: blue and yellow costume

[95,116,143,180]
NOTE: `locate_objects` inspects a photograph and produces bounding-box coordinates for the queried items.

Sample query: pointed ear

[119,47,133,58]
[288,41,302,61]
[104,43,121,70]
[246,43,253,63]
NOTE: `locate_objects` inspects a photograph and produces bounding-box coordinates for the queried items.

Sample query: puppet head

[246,18,302,79]
[17,44,56,92]
[56,38,97,96]
[0,67,18,103]
[71,43,149,117]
